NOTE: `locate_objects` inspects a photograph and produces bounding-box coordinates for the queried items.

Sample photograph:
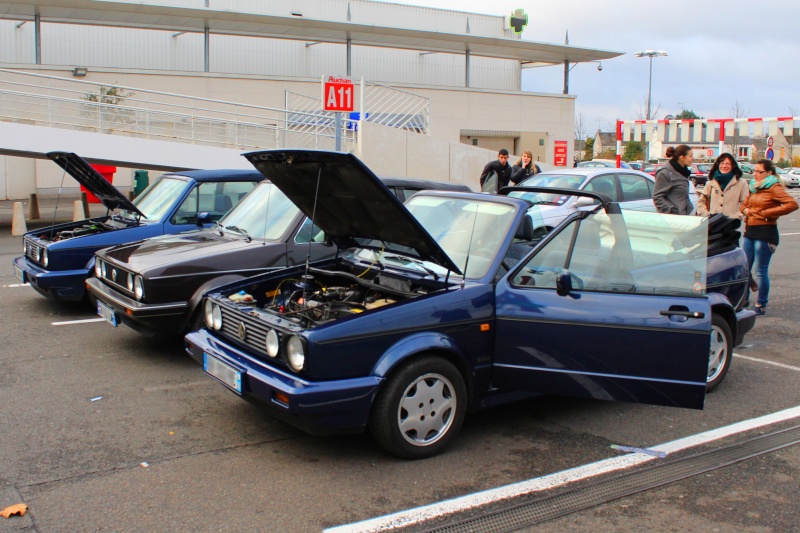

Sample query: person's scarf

[750,174,779,194]
[669,159,691,178]
[713,170,735,191]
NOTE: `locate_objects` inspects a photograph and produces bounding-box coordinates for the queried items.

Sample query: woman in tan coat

[697,153,749,219]
[739,159,799,315]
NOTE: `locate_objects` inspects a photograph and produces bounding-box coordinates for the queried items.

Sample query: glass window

[294,217,326,244]
[219,182,301,241]
[511,210,708,296]
[129,177,189,221]
[583,175,617,201]
[618,173,652,201]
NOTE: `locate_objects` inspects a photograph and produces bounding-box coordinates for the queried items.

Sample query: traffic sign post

[322,75,355,151]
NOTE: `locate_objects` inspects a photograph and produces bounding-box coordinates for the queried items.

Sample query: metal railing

[0,68,357,152]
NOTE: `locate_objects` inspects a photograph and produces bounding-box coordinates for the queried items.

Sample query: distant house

[592,130,618,157]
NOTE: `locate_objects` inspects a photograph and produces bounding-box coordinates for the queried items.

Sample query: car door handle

[659,309,705,319]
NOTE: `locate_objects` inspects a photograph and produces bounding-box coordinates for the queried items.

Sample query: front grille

[99,260,136,297]
[218,303,292,368]
[24,237,43,266]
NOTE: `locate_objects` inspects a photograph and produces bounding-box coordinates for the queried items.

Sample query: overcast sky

[378,0,800,137]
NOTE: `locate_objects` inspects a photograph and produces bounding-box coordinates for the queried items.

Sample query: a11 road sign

[322,75,354,112]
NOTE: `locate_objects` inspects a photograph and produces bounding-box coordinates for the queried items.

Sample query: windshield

[123,177,189,221]
[218,182,301,240]
[400,195,517,279]
[506,173,586,206]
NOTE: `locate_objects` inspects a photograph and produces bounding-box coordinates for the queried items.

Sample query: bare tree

[574,113,588,162]
[635,96,662,121]
[728,100,749,160]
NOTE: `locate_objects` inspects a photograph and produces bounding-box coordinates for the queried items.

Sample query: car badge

[237,322,247,340]
[111,269,117,282]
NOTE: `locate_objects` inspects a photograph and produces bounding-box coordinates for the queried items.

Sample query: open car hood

[46,151,145,218]
[244,150,461,274]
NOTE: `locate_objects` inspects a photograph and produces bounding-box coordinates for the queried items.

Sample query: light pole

[634,49,667,163]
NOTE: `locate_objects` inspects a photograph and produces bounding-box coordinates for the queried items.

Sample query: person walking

[739,159,798,315]
[510,150,541,183]
[696,153,749,219]
[479,148,513,193]
[653,144,694,215]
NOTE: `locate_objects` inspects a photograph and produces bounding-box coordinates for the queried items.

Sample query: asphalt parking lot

[1,197,799,532]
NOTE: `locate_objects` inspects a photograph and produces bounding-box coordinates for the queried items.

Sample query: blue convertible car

[13,152,263,302]
[184,150,755,459]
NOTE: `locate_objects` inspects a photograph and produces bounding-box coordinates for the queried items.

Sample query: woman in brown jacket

[697,153,749,219]
[740,159,799,315]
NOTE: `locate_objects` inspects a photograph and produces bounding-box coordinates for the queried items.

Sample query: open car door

[492,208,712,409]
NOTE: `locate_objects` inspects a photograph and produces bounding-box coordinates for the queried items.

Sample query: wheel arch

[708,293,737,342]
[371,332,474,402]
[183,274,248,330]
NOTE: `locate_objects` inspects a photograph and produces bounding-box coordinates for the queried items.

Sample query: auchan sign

[322,75,355,112]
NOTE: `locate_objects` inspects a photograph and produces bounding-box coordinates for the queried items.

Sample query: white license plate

[204,353,243,394]
[97,300,118,327]
[13,265,26,283]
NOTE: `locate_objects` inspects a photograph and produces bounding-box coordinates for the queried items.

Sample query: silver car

[503,168,695,236]
[784,168,800,188]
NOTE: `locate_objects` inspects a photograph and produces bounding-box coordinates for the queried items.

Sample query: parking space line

[52,318,106,326]
[326,405,800,532]
[734,353,800,372]
[3,283,30,288]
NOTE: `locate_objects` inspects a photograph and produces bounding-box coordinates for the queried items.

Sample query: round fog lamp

[286,336,305,372]
[133,275,144,300]
[265,329,279,358]
[211,304,222,331]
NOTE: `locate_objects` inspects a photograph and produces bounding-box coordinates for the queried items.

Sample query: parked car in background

[784,168,800,188]
[692,163,712,186]
[13,152,264,302]
[628,162,643,171]
[577,159,632,169]
[500,168,695,236]
[643,163,663,176]
[184,149,755,459]
[739,162,755,182]
[88,177,470,336]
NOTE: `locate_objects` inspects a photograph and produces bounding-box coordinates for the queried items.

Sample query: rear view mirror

[196,212,213,225]
[556,270,573,296]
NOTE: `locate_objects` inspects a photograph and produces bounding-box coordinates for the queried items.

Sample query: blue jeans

[743,237,774,307]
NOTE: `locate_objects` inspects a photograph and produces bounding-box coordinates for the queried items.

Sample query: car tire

[707,314,732,392]
[369,355,467,459]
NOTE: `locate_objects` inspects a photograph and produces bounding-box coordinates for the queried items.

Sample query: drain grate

[421,424,800,533]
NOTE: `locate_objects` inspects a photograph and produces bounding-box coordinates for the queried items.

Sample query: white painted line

[51,318,106,326]
[326,405,800,533]
[780,232,800,236]
[3,283,30,288]
[734,353,800,372]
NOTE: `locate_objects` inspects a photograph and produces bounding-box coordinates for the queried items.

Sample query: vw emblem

[237,322,247,340]
[111,269,117,282]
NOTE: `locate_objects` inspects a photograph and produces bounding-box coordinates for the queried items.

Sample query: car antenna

[301,166,324,311]
[50,159,70,241]
[459,204,480,289]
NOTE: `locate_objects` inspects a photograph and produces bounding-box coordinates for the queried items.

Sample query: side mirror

[556,270,573,296]
[196,212,213,225]
[574,196,598,208]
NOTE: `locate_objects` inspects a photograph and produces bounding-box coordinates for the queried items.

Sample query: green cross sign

[509,9,528,33]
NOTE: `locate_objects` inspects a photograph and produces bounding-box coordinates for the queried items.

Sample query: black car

[87,176,470,336]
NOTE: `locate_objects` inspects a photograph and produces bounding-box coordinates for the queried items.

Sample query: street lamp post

[634,49,667,163]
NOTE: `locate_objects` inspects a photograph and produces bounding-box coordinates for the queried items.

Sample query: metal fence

[0,68,357,152]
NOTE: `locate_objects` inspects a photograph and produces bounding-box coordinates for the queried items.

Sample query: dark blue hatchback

[185,150,754,459]
[13,152,264,302]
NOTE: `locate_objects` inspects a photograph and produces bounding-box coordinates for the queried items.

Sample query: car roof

[522,168,655,181]
[381,177,472,192]
[166,169,266,182]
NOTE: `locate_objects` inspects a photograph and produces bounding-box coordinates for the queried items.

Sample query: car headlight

[265,329,279,358]
[41,249,49,268]
[94,259,102,278]
[204,299,214,329]
[34,247,41,262]
[100,260,107,279]
[126,272,134,292]
[286,336,305,372]
[133,275,144,300]
[211,304,222,331]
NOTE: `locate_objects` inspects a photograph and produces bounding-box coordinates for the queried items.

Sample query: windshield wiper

[383,254,439,280]
[225,225,251,242]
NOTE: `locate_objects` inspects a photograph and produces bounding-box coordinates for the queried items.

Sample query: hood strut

[301,166,324,314]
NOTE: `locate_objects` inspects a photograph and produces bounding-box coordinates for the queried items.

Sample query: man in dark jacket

[479,149,513,192]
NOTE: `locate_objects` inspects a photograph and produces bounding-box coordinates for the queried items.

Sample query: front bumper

[13,255,88,301]
[734,307,757,347]
[184,330,382,436]
[86,277,188,335]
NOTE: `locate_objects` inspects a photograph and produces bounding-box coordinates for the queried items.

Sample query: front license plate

[13,265,26,283]
[97,300,118,327]
[204,353,243,394]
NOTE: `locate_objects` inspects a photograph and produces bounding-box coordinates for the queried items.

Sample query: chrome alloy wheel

[708,324,729,383]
